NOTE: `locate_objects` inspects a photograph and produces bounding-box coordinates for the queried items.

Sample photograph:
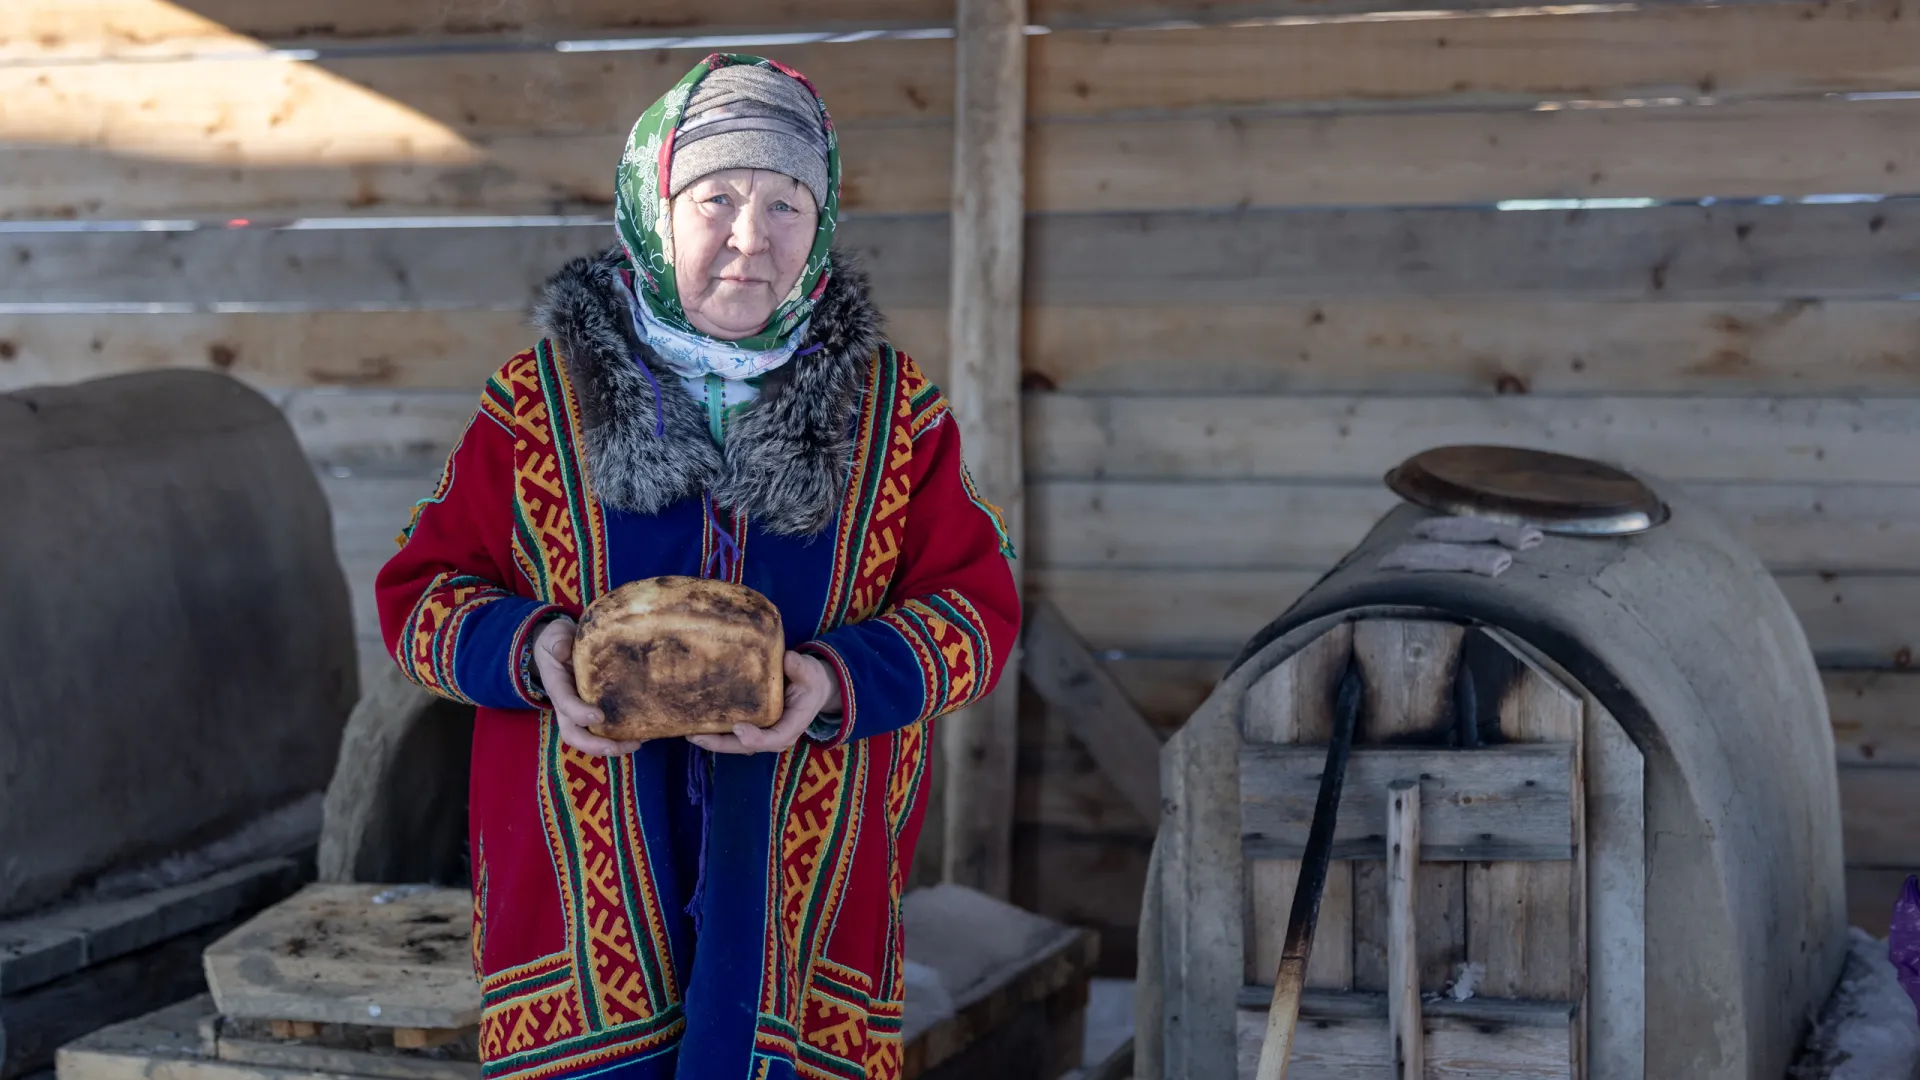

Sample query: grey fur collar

[532,247,880,536]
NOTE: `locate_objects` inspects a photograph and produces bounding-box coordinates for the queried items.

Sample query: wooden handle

[1254,662,1364,1080]
[1388,778,1424,1080]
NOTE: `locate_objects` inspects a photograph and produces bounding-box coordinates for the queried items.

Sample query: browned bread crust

[573,577,785,742]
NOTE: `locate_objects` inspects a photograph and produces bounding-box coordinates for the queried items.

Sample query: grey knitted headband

[668,65,830,209]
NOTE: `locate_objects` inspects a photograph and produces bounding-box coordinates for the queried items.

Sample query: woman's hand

[689,651,843,756]
[532,617,643,757]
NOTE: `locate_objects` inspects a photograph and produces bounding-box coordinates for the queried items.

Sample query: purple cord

[794,342,825,358]
[630,351,666,439]
[684,745,713,933]
[703,494,742,580]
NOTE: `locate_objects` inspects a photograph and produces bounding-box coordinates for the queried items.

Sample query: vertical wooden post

[1388,779,1424,1080]
[941,0,1027,897]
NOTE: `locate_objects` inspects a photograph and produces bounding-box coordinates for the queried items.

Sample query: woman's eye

[707,194,731,206]
[773,201,793,212]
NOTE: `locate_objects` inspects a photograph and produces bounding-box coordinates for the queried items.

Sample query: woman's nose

[730,208,770,254]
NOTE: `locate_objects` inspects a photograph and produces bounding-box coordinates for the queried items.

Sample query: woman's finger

[689,732,753,755]
[558,719,640,757]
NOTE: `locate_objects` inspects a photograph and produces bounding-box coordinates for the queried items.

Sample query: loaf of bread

[572,576,785,742]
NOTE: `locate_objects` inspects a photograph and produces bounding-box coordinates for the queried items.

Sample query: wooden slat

[1386,779,1423,1080]
[1583,693,1644,1080]
[1020,201,1920,304]
[1463,635,1583,1003]
[18,91,1920,218]
[1844,865,1916,935]
[1010,825,1152,973]
[1029,393,1920,486]
[12,203,1916,310]
[1348,623,1468,996]
[0,215,946,307]
[1020,298,1920,396]
[1021,599,1163,825]
[1242,745,1576,862]
[1023,98,1920,214]
[1827,671,1920,765]
[1244,623,1356,993]
[301,387,1920,500]
[25,294,1917,398]
[0,857,301,995]
[1232,1004,1573,1080]
[1035,567,1920,667]
[1838,764,1920,868]
[15,94,1920,218]
[1030,0,1920,115]
[12,0,1915,103]
[1033,479,1920,575]
[1027,660,1920,772]
[0,308,950,393]
[0,1,957,60]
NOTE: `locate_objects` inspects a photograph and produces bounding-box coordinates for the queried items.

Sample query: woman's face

[671,168,819,341]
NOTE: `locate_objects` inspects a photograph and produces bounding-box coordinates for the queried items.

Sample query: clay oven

[1135,476,1849,1080]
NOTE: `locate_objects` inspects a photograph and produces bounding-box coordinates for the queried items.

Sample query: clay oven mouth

[1136,478,1849,1080]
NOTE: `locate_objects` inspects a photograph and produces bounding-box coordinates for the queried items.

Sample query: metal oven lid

[1384,444,1669,536]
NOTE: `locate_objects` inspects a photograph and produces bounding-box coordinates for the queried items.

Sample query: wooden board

[1017,298,1920,396]
[3,918,243,1080]
[200,884,480,1029]
[1021,97,1920,213]
[0,1,958,60]
[1028,393,1920,486]
[1346,622,1469,996]
[1837,764,1920,868]
[1827,671,1920,765]
[11,298,1920,402]
[1031,479,1920,574]
[0,216,944,309]
[1240,745,1577,861]
[0,857,300,995]
[1844,865,1918,936]
[1027,0,1920,114]
[1010,825,1152,976]
[1232,1002,1572,1080]
[12,202,1919,310]
[1020,599,1163,824]
[0,308,950,394]
[1242,623,1356,993]
[13,85,1920,217]
[1035,567,1920,668]
[16,0,1920,99]
[1462,635,1584,1003]
[22,296,1920,397]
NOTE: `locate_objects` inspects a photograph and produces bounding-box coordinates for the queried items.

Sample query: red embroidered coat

[376,253,1019,1080]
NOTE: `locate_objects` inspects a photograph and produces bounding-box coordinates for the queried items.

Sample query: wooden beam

[940,0,1027,899]
[1021,598,1163,824]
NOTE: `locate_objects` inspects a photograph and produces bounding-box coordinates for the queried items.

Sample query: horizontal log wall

[4,0,1918,970]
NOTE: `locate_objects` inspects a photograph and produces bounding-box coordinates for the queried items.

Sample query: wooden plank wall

[5,0,1920,973]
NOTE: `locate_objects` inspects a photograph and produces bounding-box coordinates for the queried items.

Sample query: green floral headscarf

[613,53,840,354]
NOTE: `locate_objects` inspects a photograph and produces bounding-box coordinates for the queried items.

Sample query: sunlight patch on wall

[0,1,474,167]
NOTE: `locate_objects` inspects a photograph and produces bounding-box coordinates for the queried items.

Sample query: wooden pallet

[63,883,1096,1080]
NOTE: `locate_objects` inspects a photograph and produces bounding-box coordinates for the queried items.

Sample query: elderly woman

[377,55,1019,1080]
